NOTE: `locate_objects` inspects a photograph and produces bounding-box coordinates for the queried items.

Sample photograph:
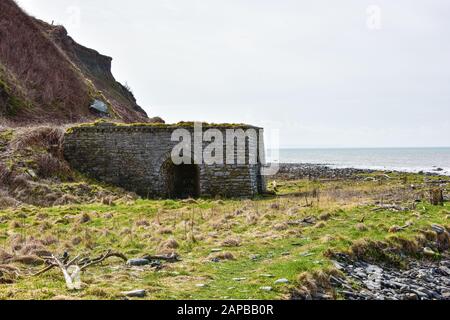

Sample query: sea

[267,147,450,175]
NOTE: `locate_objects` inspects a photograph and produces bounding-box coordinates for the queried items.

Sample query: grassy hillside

[0,0,149,124]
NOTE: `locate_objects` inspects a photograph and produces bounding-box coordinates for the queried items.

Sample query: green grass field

[1,173,448,300]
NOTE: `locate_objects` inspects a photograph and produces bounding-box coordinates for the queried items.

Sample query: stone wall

[63,122,267,198]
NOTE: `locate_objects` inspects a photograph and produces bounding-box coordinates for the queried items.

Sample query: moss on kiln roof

[67,120,261,132]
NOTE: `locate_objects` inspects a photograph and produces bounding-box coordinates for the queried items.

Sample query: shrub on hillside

[34,153,72,180]
[10,126,64,156]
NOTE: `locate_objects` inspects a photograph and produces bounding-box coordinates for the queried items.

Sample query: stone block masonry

[63,122,267,198]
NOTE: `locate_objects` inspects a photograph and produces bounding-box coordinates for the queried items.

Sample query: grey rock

[232,278,247,281]
[122,289,146,298]
[90,100,109,114]
[423,247,436,256]
[431,224,446,234]
[299,252,314,257]
[439,266,450,276]
[331,260,344,270]
[127,258,150,266]
[274,278,289,284]
[260,286,273,291]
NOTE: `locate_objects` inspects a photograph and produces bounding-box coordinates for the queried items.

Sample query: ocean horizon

[267,147,450,175]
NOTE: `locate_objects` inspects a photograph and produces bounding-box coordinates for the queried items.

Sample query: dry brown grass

[11,255,44,266]
[0,126,132,207]
[0,248,13,264]
[245,212,259,225]
[221,237,241,247]
[35,153,72,179]
[71,237,82,246]
[0,164,9,184]
[157,226,173,235]
[212,252,235,261]
[2,126,69,181]
[294,268,340,300]
[273,222,289,231]
[337,232,447,267]
[9,126,63,151]
[314,221,326,229]
[0,264,20,284]
[78,213,91,224]
[318,212,332,221]
[135,219,150,227]
[355,223,368,231]
[0,189,18,209]
[160,238,179,250]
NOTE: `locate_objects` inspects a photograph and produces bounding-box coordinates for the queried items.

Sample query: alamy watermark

[170,122,279,176]
[366,5,382,30]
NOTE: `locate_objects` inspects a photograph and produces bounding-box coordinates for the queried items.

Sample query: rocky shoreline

[270,163,448,180]
[329,254,450,300]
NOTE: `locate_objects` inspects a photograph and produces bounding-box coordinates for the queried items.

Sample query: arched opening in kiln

[162,160,200,199]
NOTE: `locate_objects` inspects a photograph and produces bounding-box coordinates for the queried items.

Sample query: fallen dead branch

[287,216,317,226]
[372,204,409,212]
[141,252,181,263]
[34,250,127,290]
[389,221,413,233]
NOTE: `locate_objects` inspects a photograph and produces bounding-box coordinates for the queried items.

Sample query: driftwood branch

[33,250,127,290]
[141,252,181,263]
[372,204,408,212]
[32,264,55,277]
[79,250,127,271]
[51,254,80,290]
[67,254,81,268]
[286,216,316,226]
[389,221,413,233]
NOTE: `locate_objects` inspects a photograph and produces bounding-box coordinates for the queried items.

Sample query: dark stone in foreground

[122,289,147,298]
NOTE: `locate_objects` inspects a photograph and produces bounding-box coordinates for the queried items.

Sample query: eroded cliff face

[0,0,151,124]
[42,23,149,122]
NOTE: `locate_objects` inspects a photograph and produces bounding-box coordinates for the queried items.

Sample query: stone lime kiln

[63,122,267,198]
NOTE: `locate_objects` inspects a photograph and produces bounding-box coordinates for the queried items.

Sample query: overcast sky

[17,0,450,148]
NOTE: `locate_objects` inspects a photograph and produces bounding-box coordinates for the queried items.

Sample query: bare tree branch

[79,250,127,271]
[33,250,127,290]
